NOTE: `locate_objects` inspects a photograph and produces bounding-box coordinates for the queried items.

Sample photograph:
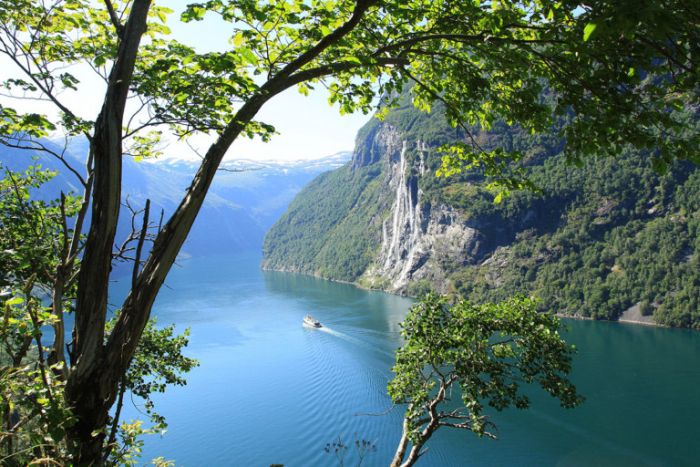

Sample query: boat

[303,315,322,328]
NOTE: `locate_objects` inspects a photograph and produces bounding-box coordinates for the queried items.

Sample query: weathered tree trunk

[392,378,450,467]
[390,419,430,467]
[390,425,431,467]
[390,416,412,467]
[399,442,426,467]
[62,1,377,462]
[64,1,152,463]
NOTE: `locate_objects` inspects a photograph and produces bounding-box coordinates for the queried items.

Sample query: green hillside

[263,103,700,329]
[262,163,385,280]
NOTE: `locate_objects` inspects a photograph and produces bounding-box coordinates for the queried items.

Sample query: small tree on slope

[388,294,582,467]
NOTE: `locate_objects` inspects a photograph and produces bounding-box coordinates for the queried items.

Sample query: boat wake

[318,326,395,358]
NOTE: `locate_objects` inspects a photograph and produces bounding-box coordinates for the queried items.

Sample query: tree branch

[132,199,150,290]
[274,0,379,81]
[374,32,564,58]
[104,0,383,383]
[103,0,125,37]
[0,136,87,187]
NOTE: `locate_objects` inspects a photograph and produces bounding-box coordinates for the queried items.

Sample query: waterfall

[378,141,424,288]
[361,131,480,294]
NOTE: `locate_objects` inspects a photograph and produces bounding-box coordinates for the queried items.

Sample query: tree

[388,294,582,467]
[0,167,196,465]
[0,0,696,463]
[0,166,77,463]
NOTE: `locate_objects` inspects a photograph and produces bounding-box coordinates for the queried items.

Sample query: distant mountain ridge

[0,139,350,257]
[147,151,351,172]
[263,100,700,329]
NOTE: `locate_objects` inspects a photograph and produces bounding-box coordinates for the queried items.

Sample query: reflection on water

[119,251,700,467]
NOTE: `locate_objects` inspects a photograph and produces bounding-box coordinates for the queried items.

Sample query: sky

[164,1,373,161]
[0,1,373,162]
[220,87,371,162]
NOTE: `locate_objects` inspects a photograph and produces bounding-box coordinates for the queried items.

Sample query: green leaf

[6,296,24,306]
[233,31,244,47]
[240,48,258,66]
[583,22,597,41]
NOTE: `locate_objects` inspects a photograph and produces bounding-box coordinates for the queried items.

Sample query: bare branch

[0,36,80,128]
[66,147,94,265]
[0,135,87,187]
[132,199,150,290]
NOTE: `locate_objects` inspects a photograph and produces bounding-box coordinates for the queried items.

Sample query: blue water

[119,251,700,466]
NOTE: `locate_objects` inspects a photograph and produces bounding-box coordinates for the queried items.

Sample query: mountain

[263,100,700,329]
[0,138,350,257]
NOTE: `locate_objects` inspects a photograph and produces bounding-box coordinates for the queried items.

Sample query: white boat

[303,315,322,328]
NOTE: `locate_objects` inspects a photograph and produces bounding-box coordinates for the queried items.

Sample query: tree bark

[63,1,378,462]
[390,420,432,467]
[392,376,451,466]
[390,421,433,467]
[400,440,428,467]
[390,416,412,467]
[65,1,152,464]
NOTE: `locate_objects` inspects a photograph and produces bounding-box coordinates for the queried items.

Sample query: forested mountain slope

[263,100,700,328]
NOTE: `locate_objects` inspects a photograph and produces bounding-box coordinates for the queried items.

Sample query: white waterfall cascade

[364,138,481,293]
[378,140,426,289]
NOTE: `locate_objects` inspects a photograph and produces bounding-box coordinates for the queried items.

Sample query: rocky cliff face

[344,122,486,294]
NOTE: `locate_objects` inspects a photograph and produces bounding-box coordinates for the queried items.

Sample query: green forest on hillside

[262,163,384,280]
[264,102,700,329]
[447,150,700,328]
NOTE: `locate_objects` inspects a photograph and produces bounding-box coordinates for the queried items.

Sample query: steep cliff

[263,101,700,328]
[358,135,484,293]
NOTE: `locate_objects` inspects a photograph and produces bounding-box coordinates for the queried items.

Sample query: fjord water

[120,251,699,466]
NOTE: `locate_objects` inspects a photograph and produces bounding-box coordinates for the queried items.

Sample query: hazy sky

[166,2,373,161]
[224,86,371,161]
[0,1,372,162]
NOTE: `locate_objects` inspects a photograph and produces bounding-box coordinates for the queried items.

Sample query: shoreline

[555,313,668,329]
[260,264,359,287]
[262,264,680,330]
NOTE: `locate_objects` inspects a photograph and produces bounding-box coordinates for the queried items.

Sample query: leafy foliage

[0,168,196,465]
[105,318,198,466]
[0,165,81,290]
[1,0,697,169]
[387,294,581,466]
[0,288,75,465]
[116,319,198,431]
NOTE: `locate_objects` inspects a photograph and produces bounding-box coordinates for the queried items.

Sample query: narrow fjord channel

[120,251,700,466]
